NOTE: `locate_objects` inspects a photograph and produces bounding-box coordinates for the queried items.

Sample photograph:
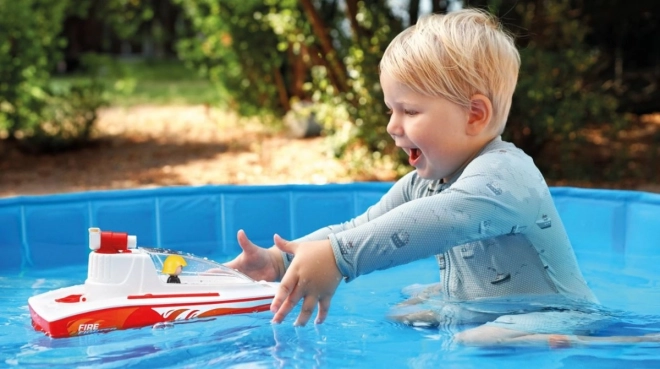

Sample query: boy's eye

[385,108,393,115]
[404,109,418,116]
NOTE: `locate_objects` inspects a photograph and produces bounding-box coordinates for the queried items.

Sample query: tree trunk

[289,45,307,100]
[345,0,362,38]
[409,0,420,25]
[272,65,291,112]
[431,0,448,14]
[299,0,349,93]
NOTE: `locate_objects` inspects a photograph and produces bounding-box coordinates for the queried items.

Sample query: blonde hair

[379,8,520,135]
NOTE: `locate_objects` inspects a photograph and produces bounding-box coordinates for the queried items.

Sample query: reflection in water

[390,284,660,349]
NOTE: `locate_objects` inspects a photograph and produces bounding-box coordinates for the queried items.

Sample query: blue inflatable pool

[1,184,659,367]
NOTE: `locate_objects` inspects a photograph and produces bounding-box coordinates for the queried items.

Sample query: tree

[174,0,403,159]
[0,0,106,153]
[498,0,625,180]
[581,0,660,114]
[175,0,292,117]
[0,0,69,140]
[169,0,632,181]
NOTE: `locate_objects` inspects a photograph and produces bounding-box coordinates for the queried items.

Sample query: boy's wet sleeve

[280,173,416,272]
[329,155,544,282]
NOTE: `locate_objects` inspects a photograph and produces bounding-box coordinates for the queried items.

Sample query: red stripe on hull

[29,298,273,338]
[143,295,273,309]
[127,292,220,299]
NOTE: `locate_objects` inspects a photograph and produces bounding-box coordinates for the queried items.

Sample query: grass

[51,58,227,107]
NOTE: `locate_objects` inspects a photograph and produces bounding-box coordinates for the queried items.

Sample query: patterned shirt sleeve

[281,172,417,270]
[329,149,542,282]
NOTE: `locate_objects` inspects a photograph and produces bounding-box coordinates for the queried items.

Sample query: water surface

[3,252,660,368]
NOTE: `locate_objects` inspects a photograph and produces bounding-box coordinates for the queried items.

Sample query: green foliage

[503,0,626,180]
[19,80,108,153]
[174,0,285,118]
[0,0,110,153]
[174,0,405,171]
[2,0,635,182]
[0,0,69,138]
[307,1,407,172]
[103,0,158,40]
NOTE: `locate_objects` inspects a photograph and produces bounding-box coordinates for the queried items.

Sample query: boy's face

[381,72,476,181]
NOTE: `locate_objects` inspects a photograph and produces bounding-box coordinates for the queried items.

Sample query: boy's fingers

[236,229,255,253]
[270,278,292,313]
[270,273,304,322]
[224,230,251,269]
[294,295,318,326]
[273,234,297,254]
[315,296,331,324]
[271,292,303,324]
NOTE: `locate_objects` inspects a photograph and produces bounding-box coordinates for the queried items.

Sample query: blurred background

[1,0,659,197]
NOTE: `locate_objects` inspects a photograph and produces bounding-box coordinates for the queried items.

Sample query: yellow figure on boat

[162,255,187,284]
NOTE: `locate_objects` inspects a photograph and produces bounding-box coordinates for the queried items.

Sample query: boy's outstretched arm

[224,229,285,282]
[270,235,342,326]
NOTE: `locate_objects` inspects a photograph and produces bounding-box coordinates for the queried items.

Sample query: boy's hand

[270,235,342,326]
[223,229,284,282]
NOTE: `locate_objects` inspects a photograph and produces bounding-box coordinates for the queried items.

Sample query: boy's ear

[466,94,493,136]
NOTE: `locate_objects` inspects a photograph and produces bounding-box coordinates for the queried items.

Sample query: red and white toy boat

[28,228,278,338]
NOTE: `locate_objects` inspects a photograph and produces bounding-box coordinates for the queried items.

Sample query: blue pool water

[1,184,660,367]
[3,254,660,368]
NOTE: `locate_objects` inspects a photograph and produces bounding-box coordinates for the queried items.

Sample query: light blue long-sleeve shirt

[287,137,597,304]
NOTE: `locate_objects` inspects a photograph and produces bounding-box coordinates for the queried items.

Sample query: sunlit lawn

[51,58,226,106]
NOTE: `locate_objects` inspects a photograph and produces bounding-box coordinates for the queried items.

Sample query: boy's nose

[386,115,403,138]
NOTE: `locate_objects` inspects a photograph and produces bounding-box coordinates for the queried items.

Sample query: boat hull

[29,285,275,338]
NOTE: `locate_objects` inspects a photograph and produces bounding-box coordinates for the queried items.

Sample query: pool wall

[1,184,659,272]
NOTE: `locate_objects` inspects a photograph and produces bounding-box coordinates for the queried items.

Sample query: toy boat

[28,228,278,338]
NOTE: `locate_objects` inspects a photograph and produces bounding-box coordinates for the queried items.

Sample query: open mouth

[410,148,421,161]
[407,148,422,166]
